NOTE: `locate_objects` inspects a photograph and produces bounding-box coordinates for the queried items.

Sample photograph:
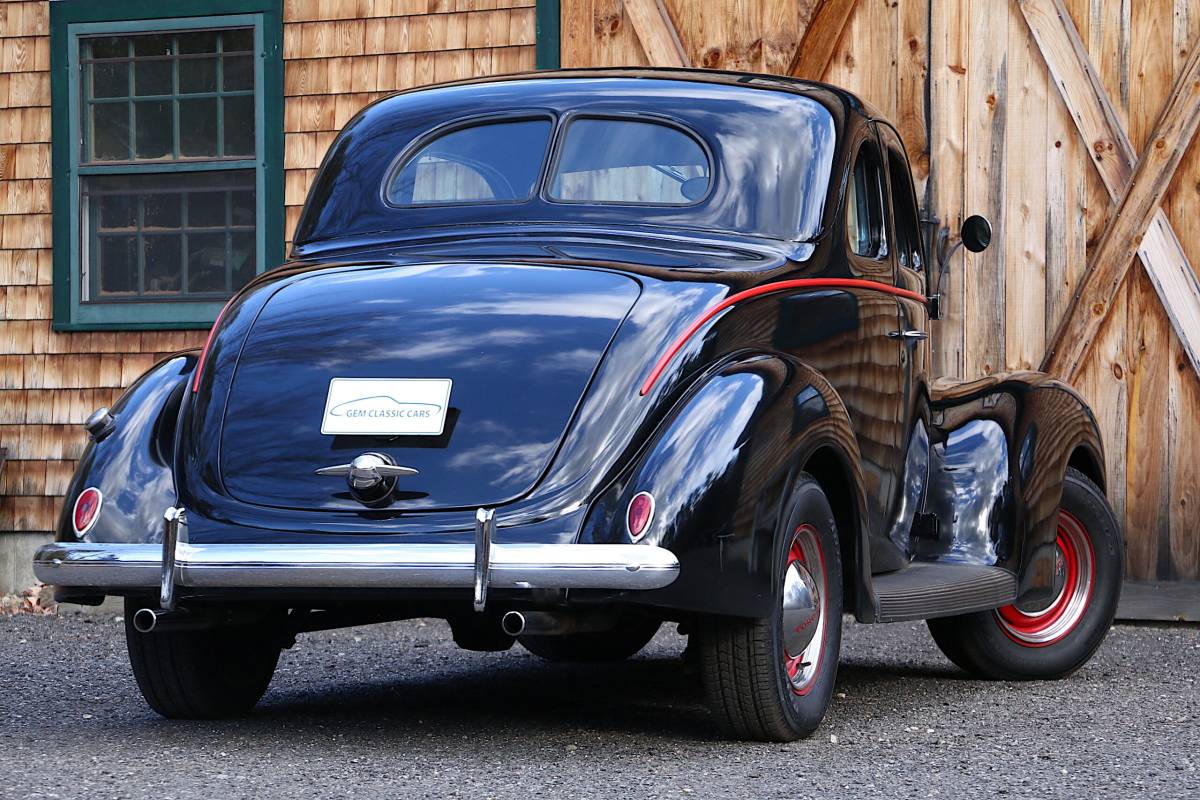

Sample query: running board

[871,563,1017,623]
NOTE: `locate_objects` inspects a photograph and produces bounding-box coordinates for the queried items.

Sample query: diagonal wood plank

[1019,0,1200,380]
[624,0,689,68]
[788,0,860,80]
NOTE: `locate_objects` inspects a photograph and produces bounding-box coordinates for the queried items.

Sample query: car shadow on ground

[240,629,977,742]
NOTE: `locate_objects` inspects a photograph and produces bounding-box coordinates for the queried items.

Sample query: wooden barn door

[560,0,1200,619]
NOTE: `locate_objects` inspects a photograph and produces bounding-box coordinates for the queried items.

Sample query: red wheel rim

[995,509,1095,647]
[782,524,827,695]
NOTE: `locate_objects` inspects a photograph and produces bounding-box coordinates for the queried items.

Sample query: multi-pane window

[86,171,256,297]
[83,29,256,163]
[79,26,259,304]
[52,5,282,330]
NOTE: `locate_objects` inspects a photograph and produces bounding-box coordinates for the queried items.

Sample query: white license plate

[320,378,452,436]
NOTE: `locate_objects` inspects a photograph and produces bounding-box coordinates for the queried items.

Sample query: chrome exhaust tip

[132,607,161,634]
[501,611,526,637]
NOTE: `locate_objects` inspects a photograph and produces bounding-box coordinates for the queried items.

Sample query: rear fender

[580,353,872,619]
[54,354,196,546]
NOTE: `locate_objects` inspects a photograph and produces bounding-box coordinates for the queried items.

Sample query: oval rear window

[385,119,552,206]
[548,118,711,205]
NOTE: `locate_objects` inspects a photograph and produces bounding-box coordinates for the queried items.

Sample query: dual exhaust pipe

[134,607,616,638]
[500,610,615,637]
[132,607,264,634]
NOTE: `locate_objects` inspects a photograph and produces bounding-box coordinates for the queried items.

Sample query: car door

[837,126,909,569]
[877,121,933,556]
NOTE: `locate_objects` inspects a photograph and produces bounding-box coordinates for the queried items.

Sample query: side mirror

[927,213,993,321]
[960,215,992,253]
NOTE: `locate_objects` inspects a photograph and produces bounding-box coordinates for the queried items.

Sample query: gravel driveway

[0,612,1195,799]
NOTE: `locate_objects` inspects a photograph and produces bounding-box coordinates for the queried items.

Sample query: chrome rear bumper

[32,540,680,592]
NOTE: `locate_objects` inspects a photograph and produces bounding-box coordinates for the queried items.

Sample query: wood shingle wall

[0,0,535,594]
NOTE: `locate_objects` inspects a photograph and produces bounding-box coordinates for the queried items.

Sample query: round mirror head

[961,215,992,253]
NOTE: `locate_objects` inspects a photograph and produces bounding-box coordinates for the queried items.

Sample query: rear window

[548,119,711,205]
[385,119,552,206]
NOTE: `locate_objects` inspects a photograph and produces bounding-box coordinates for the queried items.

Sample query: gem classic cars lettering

[321,378,452,436]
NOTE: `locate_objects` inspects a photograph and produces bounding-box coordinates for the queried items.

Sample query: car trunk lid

[218,262,640,511]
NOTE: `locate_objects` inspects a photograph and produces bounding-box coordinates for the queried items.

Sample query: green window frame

[51,0,284,331]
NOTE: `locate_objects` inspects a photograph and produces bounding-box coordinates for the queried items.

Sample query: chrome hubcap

[782,561,820,656]
[782,524,827,695]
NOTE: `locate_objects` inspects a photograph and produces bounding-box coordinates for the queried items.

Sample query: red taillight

[626,491,655,540]
[191,297,236,393]
[73,488,103,537]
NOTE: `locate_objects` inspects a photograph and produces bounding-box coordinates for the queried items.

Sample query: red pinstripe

[638,278,928,396]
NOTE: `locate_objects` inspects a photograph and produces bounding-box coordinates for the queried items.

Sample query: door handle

[888,330,929,341]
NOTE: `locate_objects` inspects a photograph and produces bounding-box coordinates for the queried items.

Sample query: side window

[846,140,888,259]
[882,131,924,272]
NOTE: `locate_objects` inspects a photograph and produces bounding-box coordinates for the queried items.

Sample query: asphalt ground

[0,611,1196,800]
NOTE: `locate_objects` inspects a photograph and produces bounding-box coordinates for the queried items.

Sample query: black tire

[124,599,283,719]
[519,615,662,662]
[927,468,1122,680]
[699,474,843,741]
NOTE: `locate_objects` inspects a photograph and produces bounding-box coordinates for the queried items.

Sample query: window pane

[98,193,135,230]
[84,171,255,302]
[549,119,710,204]
[386,120,552,206]
[886,147,922,271]
[847,144,887,258]
[179,98,219,157]
[189,191,226,228]
[144,234,183,294]
[231,231,256,287]
[91,103,130,160]
[223,28,254,52]
[230,187,255,227]
[187,232,227,292]
[132,34,172,57]
[179,57,217,93]
[134,59,172,96]
[223,55,254,91]
[88,37,128,60]
[134,100,172,159]
[91,62,128,98]
[223,95,254,156]
[97,236,137,295]
[143,191,182,229]
[178,31,219,55]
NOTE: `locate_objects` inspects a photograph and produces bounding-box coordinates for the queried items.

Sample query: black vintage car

[35,69,1123,741]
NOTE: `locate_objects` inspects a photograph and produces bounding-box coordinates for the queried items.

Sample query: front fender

[927,371,1107,607]
[580,353,869,618]
[55,353,196,546]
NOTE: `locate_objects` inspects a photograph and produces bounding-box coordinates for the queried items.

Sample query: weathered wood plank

[788,0,859,79]
[1129,0,1174,153]
[1018,0,1131,197]
[927,0,969,379]
[1042,36,1200,379]
[1124,269,1170,581]
[1168,333,1200,581]
[963,0,1006,377]
[1074,277,1129,526]
[623,0,687,67]
[1117,580,1200,622]
[1004,3,1047,370]
[897,0,929,194]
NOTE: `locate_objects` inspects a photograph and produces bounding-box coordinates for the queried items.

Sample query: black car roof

[293,70,858,251]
